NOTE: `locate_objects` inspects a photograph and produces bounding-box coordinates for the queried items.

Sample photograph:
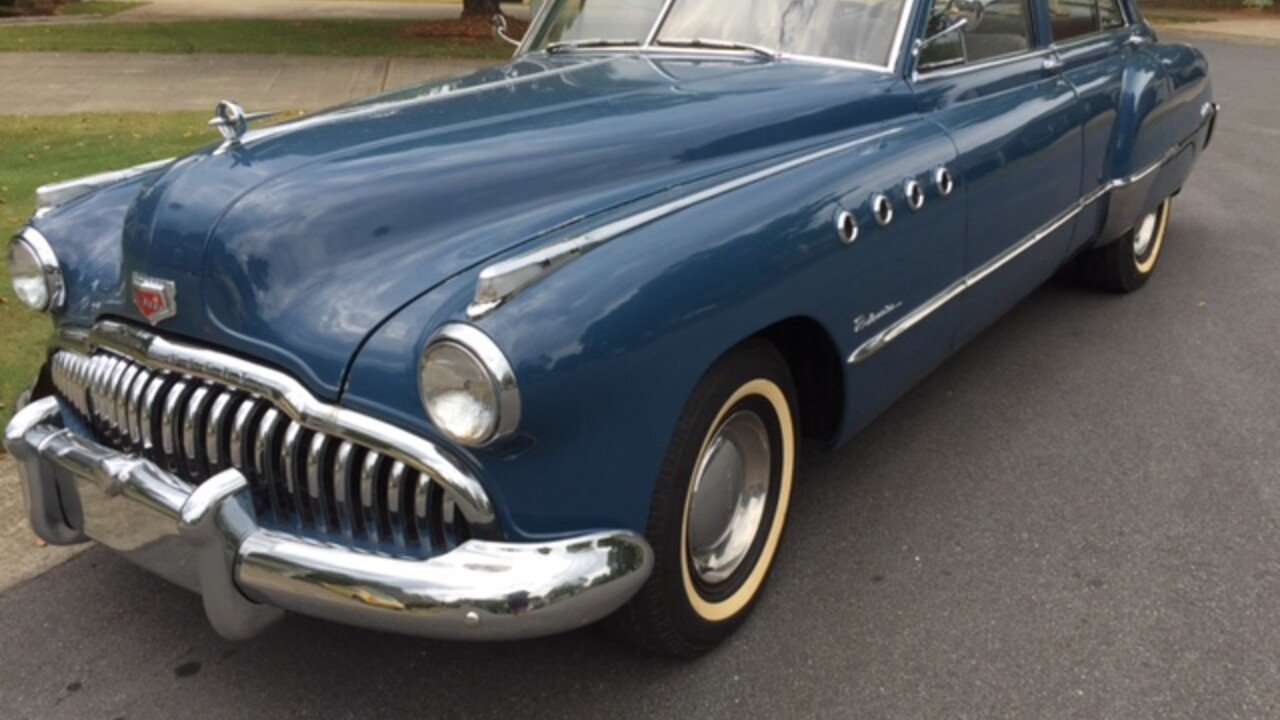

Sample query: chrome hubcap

[688,411,772,585]
[1133,209,1159,258]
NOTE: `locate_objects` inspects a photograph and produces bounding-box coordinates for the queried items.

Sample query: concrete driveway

[0,35,1277,720]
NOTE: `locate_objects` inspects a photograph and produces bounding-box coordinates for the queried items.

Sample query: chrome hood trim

[35,158,174,217]
[468,126,904,319]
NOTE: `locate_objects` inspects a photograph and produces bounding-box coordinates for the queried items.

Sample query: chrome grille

[49,349,469,555]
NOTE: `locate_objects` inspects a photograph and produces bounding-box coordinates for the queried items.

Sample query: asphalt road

[1,37,1277,720]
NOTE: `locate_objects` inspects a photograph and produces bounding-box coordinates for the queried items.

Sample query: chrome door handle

[1042,56,1064,73]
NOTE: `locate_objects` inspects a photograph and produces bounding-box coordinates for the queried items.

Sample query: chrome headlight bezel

[7,228,65,313]
[419,324,521,448]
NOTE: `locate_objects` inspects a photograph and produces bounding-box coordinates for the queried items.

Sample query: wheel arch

[755,316,845,447]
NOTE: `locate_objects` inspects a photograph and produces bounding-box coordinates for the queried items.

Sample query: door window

[1047,0,1127,43]
[918,0,1035,70]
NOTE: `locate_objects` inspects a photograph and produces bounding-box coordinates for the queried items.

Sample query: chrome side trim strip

[469,126,904,318]
[60,321,496,528]
[35,158,174,215]
[849,148,1182,366]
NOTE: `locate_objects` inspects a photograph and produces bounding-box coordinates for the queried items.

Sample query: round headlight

[8,230,64,313]
[420,325,520,447]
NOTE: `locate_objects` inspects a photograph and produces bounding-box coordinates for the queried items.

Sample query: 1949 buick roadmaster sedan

[5,0,1216,656]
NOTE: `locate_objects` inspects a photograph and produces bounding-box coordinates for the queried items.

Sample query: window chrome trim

[888,0,921,73]
[848,146,1185,366]
[516,0,558,55]
[1049,26,1134,53]
[644,0,680,46]
[912,45,1054,82]
[469,126,904,318]
[55,320,496,528]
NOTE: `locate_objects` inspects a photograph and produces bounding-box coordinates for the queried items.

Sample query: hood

[44,54,910,398]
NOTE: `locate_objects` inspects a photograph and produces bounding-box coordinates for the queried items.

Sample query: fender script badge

[132,274,177,326]
[853,302,902,333]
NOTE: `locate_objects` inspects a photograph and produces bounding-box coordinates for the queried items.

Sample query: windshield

[525,0,909,67]
[526,0,666,50]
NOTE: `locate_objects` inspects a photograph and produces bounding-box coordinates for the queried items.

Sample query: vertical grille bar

[359,452,383,543]
[160,379,189,461]
[48,349,460,558]
[305,433,333,535]
[253,408,287,523]
[112,359,130,430]
[124,367,151,448]
[204,392,234,472]
[331,442,356,539]
[386,461,407,548]
[182,385,212,479]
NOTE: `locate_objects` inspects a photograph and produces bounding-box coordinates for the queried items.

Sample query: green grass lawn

[0,113,213,428]
[62,1,149,17]
[0,19,513,59]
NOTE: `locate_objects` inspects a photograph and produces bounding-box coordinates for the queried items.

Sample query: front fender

[344,118,959,540]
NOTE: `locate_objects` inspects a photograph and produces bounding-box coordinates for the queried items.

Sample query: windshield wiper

[546,39,641,53]
[655,37,781,60]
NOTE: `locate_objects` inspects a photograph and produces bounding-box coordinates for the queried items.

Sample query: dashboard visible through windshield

[523,0,911,68]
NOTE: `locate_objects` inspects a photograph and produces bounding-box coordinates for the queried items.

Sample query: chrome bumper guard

[6,397,653,641]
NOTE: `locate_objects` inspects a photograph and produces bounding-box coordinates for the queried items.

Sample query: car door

[1046,0,1137,255]
[910,0,1086,345]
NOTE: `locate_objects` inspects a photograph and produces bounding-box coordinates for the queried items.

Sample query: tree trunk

[461,0,502,17]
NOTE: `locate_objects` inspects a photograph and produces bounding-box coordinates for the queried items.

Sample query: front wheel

[614,339,798,657]
[1074,198,1173,293]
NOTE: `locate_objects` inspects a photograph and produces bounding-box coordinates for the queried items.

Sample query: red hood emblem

[131,274,177,325]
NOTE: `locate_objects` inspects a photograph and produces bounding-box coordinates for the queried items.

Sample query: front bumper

[5,396,653,641]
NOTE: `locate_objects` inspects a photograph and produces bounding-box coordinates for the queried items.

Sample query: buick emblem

[131,273,177,325]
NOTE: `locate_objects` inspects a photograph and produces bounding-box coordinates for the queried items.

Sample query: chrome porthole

[687,410,773,585]
[935,166,954,198]
[904,179,925,211]
[872,193,894,227]
[835,209,859,244]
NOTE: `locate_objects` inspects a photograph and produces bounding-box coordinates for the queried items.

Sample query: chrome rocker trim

[62,319,497,528]
[5,397,655,641]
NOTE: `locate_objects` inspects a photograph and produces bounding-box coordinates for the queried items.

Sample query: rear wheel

[1074,198,1172,293]
[615,339,797,657]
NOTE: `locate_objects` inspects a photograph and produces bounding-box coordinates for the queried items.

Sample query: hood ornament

[131,273,178,326]
[207,100,275,148]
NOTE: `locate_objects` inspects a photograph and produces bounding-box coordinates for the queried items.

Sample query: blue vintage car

[6,0,1215,656]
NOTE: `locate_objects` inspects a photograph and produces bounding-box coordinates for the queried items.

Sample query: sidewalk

[119,0,465,22]
[0,0,533,23]
[0,52,495,114]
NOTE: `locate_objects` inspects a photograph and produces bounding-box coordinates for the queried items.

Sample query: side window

[918,0,1034,70]
[1098,0,1126,29]
[1048,0,1128,43]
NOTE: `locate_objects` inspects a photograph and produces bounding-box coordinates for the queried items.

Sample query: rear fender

[1094,40,1212,246]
